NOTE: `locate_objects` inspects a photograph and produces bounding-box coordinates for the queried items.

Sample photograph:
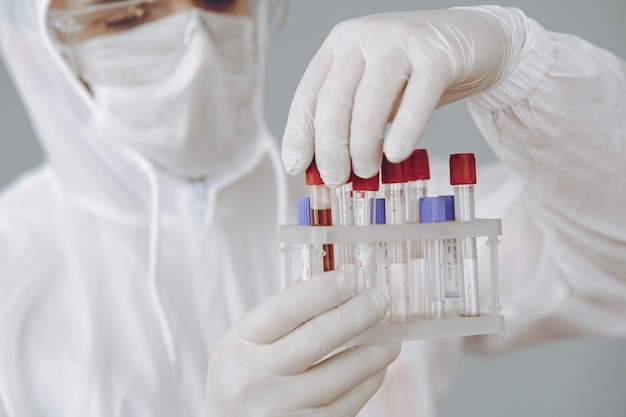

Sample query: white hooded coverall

[0,1,625,416]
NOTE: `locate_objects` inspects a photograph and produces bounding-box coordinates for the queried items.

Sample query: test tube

[306,160,335,272]
[440,195,461,316]
[420,197,445,319]
[381,156,411,322]
[450,153,479,317]
[334,179,355,274]
[406,149,431,223]
[352,173,380,291]
[297,197,322,281]
[406,149,430,318]
[375,198,387,293]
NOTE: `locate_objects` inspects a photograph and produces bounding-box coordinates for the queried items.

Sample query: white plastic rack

[279,219,505,346]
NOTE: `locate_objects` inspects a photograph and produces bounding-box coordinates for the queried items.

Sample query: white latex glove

[203,271,401,416]
[282,6,531,185]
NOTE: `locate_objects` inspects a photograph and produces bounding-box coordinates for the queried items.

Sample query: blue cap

[439,195,455,221]
[420,196,445,223]
[297,197,311,226]
[375,198,386,224]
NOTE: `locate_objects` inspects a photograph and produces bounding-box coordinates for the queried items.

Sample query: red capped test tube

[352,173,380,291]
[450,153,479,317]
[381,155,411,322]
[306,160,335,272]
[334,177,354,274]
[406,149,430,318]
[406,149,431,224]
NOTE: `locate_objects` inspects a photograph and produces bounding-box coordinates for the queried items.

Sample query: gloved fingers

[349,51,410,179]
[271,287,389,375]
[307,369,389,417]
[289,342,401,408]
[383,69,448,163]
[313,47,365,187]
[281,40,335,177]
[230,271,356,345]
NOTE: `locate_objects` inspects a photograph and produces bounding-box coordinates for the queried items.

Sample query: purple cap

[375,198,386,224]
[419,197,445,224]
[439,195,455,221]
[297,197,311,226]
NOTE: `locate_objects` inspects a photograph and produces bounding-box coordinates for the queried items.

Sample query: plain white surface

[1,1,626,415]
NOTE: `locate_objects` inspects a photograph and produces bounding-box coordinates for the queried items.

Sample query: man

[0,1,624,416]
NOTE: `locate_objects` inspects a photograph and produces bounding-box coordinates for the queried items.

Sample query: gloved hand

[203,271,401,416]
[282,6,531,185]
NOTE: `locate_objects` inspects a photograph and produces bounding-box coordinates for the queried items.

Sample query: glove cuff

[467,9,554,112]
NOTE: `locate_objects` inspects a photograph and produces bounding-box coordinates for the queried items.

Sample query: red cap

[408,149,430,181]
[449,153,477,185]
[305,159,324,185]
[381,155,411,184]
[352,172,380,191]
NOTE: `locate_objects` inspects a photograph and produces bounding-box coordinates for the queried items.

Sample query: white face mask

[83,10,260,179]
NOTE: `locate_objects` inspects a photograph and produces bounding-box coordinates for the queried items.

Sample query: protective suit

[0,1,291,415]
[0,1,625,417]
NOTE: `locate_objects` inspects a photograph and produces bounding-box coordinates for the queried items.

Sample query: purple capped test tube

[420,197,445,319]
[297,197,320,281]
[439,195,461,316]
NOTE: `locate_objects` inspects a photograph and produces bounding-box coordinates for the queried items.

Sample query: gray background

[2,0,626,415]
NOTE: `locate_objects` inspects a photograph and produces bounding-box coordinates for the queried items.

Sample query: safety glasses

[46,0,255,87]
[48,0,250,43]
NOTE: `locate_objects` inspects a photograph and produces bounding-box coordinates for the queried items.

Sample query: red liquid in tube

[311,207,335,271]
[306,160,335,272]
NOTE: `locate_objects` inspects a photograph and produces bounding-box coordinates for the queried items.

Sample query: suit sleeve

[466,17,626,352]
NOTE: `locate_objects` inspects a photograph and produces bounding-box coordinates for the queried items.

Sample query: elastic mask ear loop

[40,0,95,113]
[50,13,93,94]
[183,9,203,45]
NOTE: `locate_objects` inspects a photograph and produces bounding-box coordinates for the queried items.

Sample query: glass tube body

[406,180,428,318]
[309,184,335,272]
[353,189,377,291]
[440,195,460,316]
[384,183,409,322]
[375,198,387,294]
[454,185,479,316]
[426,238,444,318]
[442,236,460,316]
[334,183,354,274]
[297,197,317,281]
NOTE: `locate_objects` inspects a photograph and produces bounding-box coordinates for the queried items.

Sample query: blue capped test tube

[440,195,461,316]
[375,198,387,293]
[420,197,445,319]
[297,197,321,281]
[450,153,480,317]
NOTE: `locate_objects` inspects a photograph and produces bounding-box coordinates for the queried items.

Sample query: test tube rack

[279,219,504,346]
